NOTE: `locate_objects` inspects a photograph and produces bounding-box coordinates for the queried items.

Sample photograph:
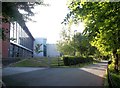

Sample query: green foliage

[64,1,120,71]
[73,33,88,55]
[57,41,75,55]
[34,44,43,54]
[2,1,45,27]
[57,28,98,57]
[11,58,49,67]
[57,26,74,55]
[73,33,97,56]
[108,60,120,87]
[63,56,93,66]
[1,2,47,41]
[110,73,120,87]
[10,57,94,68]
[64,1,120,53]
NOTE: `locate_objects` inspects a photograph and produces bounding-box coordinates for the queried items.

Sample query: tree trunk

[113,49,119,72]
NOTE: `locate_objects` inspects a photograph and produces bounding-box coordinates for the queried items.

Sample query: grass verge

[110,72,120,87]
[107,60,120,87]
[103,69,109,88]
[10,57,94,68]
[10,58,49,67]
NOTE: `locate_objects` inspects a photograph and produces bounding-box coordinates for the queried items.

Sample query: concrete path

[2,61,108,86]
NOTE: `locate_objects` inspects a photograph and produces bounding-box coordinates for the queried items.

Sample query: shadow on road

[3,66,106,87]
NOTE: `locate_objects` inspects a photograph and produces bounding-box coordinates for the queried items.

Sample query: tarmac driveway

[2,61,108,87]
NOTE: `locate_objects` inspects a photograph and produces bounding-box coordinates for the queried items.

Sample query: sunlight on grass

[10,57,94,68]
[107,60,120,87]
[10,58,49,67]
[103,69,109,88]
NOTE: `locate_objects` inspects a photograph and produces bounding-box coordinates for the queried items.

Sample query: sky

[26,0,85,44]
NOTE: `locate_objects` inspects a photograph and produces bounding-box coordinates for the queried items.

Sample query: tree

[57,26,74,55]
[64,1,120,72]
[72,32,97,57]
[74,33,88,56]
[57,26,97,57]
[1,1,48,40]
[34,44,43,54]
[2,1,46,27]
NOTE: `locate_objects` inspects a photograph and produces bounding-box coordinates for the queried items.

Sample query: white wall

[47,44,60,57]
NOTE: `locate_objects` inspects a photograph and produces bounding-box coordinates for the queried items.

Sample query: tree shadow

[3,67,106,87]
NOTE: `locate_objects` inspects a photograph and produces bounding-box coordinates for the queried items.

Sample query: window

[19,47,22,57]
[43,45,47,56]
[9,44,14,57]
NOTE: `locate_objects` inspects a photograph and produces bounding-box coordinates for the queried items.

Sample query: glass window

[43,45,47,56]
[14,46,18,57]
[10,23,13,38]
[9,44,13,57]
[18,47,22,57]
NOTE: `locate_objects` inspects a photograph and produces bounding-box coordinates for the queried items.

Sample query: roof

[23,25,35,41]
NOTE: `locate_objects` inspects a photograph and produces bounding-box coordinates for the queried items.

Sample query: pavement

[2,60,108,86]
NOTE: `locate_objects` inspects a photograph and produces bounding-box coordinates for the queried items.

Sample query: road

[2,61,108,87]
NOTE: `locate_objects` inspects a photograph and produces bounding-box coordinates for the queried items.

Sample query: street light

[74,30,77,56]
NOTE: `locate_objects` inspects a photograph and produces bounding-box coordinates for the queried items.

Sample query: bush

[63,56,93,66]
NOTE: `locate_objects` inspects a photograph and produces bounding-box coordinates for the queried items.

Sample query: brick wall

[1,22,10,58]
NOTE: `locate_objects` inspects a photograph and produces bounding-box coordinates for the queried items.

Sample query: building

[1,19,10,58]
[1,19,34,59]
[9,22,34,58]
[47,44,60,57]
[34,38,47,57]
[34,38,60,57]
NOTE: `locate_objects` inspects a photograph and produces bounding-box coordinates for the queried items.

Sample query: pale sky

[26,0,85,44]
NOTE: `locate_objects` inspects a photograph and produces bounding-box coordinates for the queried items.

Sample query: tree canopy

[57,26,74,55]
[1,1,48,40]
[2,1,46,27]
[57,26,97,57]
[63,1,120,72]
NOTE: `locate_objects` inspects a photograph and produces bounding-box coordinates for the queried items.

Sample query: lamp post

[74,30,77,56]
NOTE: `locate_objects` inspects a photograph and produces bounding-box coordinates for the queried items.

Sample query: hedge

[63,56,93,66]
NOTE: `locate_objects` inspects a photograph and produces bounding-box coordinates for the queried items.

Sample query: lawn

[10,57,49,67]
[10,57,93,68]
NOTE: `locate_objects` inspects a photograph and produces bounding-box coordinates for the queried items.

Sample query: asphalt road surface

[2,61,108,87]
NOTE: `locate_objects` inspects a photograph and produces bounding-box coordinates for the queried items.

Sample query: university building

[34,38,60,57]
[2,19,34,59]
[9,22,34,58]
[34,38,47,57]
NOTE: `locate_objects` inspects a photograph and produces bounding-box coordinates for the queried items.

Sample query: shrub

[63,56,93,66]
